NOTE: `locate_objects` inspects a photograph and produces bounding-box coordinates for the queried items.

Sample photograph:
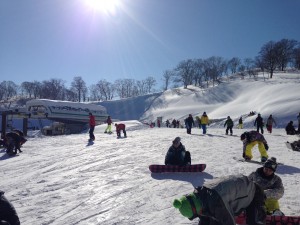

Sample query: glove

[264,143,269,151]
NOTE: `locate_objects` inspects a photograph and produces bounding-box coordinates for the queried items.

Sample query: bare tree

[96,79,115,100]
[259,41,277,78]
[71,76,87,102]
[162,70,175,91]
[228,57,241,74]
[40,79,65,100]
[175,59,195,88]
[293,45,300,70]
[21,82,35,98]
[0,81,18,100]
[144,76,156,93]
[275,39,297,71]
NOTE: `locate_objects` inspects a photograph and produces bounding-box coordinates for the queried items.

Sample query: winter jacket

[239,118,243,124]
[224,118,234,127]
[254,115,264,126]
[0,191,20,225]
[185,116,195,128]
[115,123,126,132]
[194,175,257,225]
[266,117,276,126]
[165,143,187,166]
[89,115,96,127]
[242,131,267,152]
[248,167,284,200]
[200,115,209,125]
[106,117,112,125]
[286,122,296,135]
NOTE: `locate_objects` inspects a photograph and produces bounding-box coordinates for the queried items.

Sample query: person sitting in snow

[0,190,20,225]
[200,112,209,134]
[165,137,191,166]
[285,121,297,135]
[289,139,300,151]
[240,131,269,162]
[224,116,234,135]
[173,175,266,225]
[115,123,127,138]
[104,116,113,134]
[248,157,284,216]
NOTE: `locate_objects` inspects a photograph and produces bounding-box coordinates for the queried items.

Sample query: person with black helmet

[185,114,195,134]
[248,157,284,215]
[254,113,264,134]
[240,131,269,162]
[165,137,191,166]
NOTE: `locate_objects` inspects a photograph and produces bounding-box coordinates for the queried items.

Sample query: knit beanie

[264,157,278,172]
[173,193,202,219]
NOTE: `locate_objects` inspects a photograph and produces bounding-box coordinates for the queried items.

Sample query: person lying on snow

[173,175,266,225]
[165,137,191,166]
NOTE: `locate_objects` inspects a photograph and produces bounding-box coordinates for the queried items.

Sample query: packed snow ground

[1,73,300,225]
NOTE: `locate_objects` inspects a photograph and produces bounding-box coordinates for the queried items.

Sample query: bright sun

[85,0,120,15]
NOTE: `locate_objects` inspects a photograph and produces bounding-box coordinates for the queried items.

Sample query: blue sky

[0,0,299,88]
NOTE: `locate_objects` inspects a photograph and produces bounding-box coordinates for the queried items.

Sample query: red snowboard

[149,164,206,173]
[235,212,300,225]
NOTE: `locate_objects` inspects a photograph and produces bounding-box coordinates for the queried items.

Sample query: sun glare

[85,0,120,15]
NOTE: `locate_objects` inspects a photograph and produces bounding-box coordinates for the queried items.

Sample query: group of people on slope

[0,130,27,156]
[166,135,284,225]
[88,114,127,141]
[185,112,210,135]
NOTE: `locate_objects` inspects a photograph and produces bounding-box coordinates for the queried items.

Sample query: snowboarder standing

[0,190,20,225]
[248,157,284,216]
[254,113,264,134]
[165,137,191,166]
[224,116,234,135]
[115,123,127,138]
[238,116,243,129]
[240,131,269,162]
[88,112,95,141]
[185,114,195,134]
[200,112,209,134]
[173,175,266,225]
[104,116,113,134]
[266,115,276,133]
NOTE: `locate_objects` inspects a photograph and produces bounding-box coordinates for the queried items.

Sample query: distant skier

[173,175,266,225]
[88,112,95,141]
[165,137,191,166]
[248,157,284,216]
[254,113,264,134]
[0,190,20,225]
[266,115,276,133]
[238,116,243,129]
[240,130,269,162]
[185,114,194,134]
[104,116,113,134]
[115,123,127,138]
[200,112,209,134]
[224,116,234,135]
[285,121,297,135]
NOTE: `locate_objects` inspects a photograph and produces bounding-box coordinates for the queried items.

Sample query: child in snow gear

[248,157,284,216]
[173,175,266,225]
[240,131,269,162]
[115,123,126,138]
[254,113,264,134]
[224,116,234,135]
[200,112,209,134]
[285,121,297,135]
[238,116,243,129]
[0,191,20,225]
[165,137,191,166]
[5,131,27,155]
[88,112,95,141]
[266,115,276,133]
[104,116,113,134]
[185,114,195,134]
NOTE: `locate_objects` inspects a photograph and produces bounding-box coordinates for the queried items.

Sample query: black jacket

[0,191,20,225]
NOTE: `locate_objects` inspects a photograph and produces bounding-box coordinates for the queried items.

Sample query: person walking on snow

[104,116,113,134]
[185,114,195,134]
[88,112,95,141]
[115,123,127,138]
[224,116,234,135]
[240,130,269,162]
[248,157,284,216]
[165,137,191,166]
[238,116,243,129]
[266,115,276,133]
[200,112,209,134]
[173,175,266,225]
[254,113,264,134]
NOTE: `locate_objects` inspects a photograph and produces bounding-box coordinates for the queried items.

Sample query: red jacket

[116,123,125,131]
[89,115,96,127]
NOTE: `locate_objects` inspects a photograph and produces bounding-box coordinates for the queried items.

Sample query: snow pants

[226,126,233,135]
[267,125,273,133]
[89,126,95,140]
[105,125,112,133]
[256,125,264,134]
[244,141,268,160]
[201,124,207,134]
[238,124,243,129]
[265,198,280,214]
